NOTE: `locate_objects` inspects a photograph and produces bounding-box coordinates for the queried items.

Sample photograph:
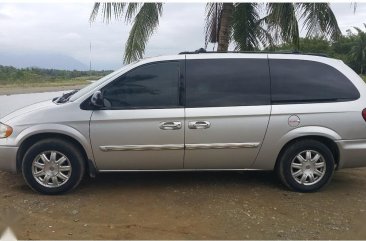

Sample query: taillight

[362,109,366,122]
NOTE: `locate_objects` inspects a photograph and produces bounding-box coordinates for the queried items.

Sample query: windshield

[69,62,138,102]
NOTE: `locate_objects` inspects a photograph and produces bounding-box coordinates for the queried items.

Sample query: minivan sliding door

[184,56,271,169]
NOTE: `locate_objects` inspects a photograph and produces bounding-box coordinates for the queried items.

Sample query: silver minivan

[1,52,366,194]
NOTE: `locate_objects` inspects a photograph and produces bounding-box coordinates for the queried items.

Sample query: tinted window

[102,61,180,109]
[186,59,270,107]
[270,59,360,103]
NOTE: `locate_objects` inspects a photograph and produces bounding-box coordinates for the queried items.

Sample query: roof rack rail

[178,48,328,57]
[179,48,207,54]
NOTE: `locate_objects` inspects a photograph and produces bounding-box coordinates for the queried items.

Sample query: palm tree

[205,3,341,52]
[91,3,341,63]
[205,3,271,51]
[350,24,366,74]
[90,3,163,64]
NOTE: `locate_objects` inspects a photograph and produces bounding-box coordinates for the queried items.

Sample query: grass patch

[0,79,90,88]
[0,75,96,88]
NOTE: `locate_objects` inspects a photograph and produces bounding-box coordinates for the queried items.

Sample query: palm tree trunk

[217,3,234,52]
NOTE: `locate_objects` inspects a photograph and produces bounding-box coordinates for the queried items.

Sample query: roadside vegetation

[0,65,112,87]
[270,24,366,75]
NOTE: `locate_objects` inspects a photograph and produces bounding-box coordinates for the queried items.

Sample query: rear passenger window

[186,59,270,107]
[270,59,360,103]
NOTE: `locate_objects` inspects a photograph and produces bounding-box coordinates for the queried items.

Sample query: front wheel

[277,139,335,192]
[22,138,85,195]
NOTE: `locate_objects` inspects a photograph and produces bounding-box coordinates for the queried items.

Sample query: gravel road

[1,169,366,239]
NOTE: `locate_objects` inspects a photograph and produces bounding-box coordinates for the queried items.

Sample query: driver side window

[102,61,181,109]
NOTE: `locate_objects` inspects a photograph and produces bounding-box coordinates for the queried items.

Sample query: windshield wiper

[54,89,79,103]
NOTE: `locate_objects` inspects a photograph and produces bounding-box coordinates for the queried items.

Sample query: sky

[0,2,365,70]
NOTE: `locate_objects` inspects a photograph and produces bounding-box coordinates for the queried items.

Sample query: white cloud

[331,3,366,33]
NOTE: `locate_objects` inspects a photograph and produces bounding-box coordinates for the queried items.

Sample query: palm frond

[89,3,100,23]
[353,27,362,35]
[204,3,223,47]
[232,3,265,51]
[89,2,126,23]
[266,3,300,49]
[299,3,341,40]
[125,3,143,23]
[124,3,163,63]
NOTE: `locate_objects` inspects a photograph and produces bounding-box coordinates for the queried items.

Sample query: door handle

[160,121,182,130]
[188,121,211,129]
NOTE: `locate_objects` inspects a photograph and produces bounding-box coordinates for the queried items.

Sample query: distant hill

[0,52,88,70]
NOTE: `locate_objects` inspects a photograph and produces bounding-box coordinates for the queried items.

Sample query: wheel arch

[16,129,97,177]
[274,135,340,171]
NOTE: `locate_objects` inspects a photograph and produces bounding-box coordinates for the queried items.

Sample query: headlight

[0,123,13,138]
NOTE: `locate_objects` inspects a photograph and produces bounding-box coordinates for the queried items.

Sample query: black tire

[276,139,335,192]
[22,138,85,195]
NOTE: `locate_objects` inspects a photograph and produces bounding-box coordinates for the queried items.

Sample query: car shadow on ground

[77,170,283,191]
[5,169,360,195]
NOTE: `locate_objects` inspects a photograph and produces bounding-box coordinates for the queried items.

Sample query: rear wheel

[277,139,335,192]
[22,138,85,194]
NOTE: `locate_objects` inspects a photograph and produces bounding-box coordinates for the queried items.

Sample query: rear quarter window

[269,59,360,104]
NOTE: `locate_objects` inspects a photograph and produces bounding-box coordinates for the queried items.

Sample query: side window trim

[176,60,185,108]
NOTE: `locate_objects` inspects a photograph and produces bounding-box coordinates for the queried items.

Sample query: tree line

[270,24,366,75]
[0,65,112,84]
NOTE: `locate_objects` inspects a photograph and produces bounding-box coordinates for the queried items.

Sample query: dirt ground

[1,169,366,240]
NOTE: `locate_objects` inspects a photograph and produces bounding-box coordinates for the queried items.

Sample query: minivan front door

[90,60,185,171]
[184,56,271,169]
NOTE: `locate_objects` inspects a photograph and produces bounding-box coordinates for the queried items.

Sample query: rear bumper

[336,139,366,169]
[0,146,18,173]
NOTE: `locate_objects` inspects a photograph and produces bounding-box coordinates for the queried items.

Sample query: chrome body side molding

[100,144,184,152]
[100,142,260,152]
[185,142,260,150]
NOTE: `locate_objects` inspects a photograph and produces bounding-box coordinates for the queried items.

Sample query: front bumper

[0,146,18,173]
[336,139,366,169]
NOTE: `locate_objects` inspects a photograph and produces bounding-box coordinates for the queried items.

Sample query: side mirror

[90,91,104,108]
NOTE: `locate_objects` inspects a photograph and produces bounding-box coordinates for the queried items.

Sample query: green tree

[270,37,331,54]
[332,32,357,70]
[349,24,366,74]
[205,3,271,51]
[266,3,340,49]
[205,3,341,52]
